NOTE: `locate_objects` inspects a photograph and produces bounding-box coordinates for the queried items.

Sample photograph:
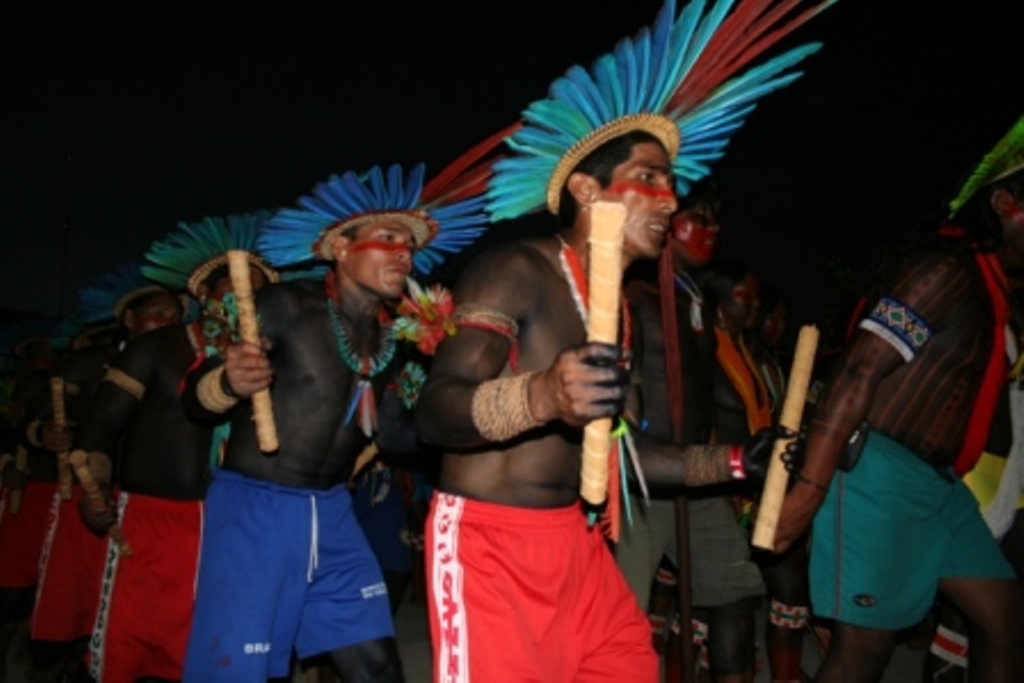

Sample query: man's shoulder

[456,239,552,284]
[123,324,184,353]
[115,324,191,369]
[257,279,325,320]
[261,278,320,302]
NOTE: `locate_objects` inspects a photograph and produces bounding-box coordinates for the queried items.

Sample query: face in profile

[760,300,787,347]
[202,265,269,306]
[334,220,415,301]
[602,141,678,262]
[717,272,760,333]
[124,292,184,338]
[671,203,720,268]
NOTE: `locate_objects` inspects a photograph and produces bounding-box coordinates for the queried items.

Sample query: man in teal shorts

[772,117,1024,682]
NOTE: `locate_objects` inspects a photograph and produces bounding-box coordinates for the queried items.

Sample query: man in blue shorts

[179,146,508,681]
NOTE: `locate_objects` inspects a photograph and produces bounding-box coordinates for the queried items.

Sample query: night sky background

[2,0,1020,350]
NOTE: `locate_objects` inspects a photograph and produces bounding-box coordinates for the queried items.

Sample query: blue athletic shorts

[810,431,1015,630]
[183,469,394,680]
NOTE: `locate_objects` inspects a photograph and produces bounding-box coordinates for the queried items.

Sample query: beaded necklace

[327,294,396,437]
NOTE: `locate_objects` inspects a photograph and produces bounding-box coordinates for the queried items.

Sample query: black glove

[740,425,800,484]
[78,486,118,537]
[1,461,29,491]
[779,430,806,476]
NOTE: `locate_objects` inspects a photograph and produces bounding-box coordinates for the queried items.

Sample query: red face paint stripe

[607,183,675,199]
[349,241,412,254]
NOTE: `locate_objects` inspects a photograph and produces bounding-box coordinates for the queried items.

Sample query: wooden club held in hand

[579,201,627,507]
[227,250,279,453]
[751,325,819,550]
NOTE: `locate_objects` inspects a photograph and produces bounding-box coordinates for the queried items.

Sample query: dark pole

[57,150,74,316]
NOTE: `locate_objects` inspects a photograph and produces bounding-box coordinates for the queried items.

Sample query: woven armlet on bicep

[104,368,145,401]
[453,303,519,338]
[453,303,521,373]
[858,296,933,363]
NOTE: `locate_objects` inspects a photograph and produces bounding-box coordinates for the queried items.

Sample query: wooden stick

[50,376,73,500]
[752,325,820,550]
[579,201,627,506]
[9,445,28,513]
[227,250,279,453]
[68,450,132,556]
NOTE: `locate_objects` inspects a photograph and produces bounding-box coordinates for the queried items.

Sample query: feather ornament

[142,212,280,296]
[485,0,835,220]
[259,124,516,275]
[949,116,1024,217]
[78,262,162,324]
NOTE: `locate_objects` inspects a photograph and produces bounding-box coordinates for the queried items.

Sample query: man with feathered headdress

[414,0,834,679]
[71,215,276,683]
[774,116,1024,680]
[0,265,183,682]
[178,131,511,681]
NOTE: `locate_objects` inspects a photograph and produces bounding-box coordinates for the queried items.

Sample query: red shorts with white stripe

[427,492,657,683]
[0,480,58,589]
[89,493,201,683]
[32,485,109,641]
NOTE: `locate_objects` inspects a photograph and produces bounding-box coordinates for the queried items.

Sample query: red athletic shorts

[0,480,57,589]
[32,485,109,641]
[427,492,657,683]
[89,493,202,683]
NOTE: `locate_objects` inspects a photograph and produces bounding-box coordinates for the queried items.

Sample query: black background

[2,1,1020,346]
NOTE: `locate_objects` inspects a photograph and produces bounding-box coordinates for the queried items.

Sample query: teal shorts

[810,431,1015,630]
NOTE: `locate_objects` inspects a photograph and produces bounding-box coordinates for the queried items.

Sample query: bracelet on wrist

[728,446,746,480]
[197,366,239,413]
[795,470,829,494]
[219,366,240,399]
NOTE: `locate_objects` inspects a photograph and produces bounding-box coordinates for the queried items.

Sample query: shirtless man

[773,118,1024,681]
[179,153,505,681]
[618,183,767,683]
[416,127,789,680]
[30,278,181,683]
[77,220,273,683]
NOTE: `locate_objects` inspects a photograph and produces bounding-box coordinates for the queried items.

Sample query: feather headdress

[487,0,835,219]
[258,123,520,275]
[78,262,167,324]
[142,212,281,297]
[0,316,59,360]
[949,115,1024,217]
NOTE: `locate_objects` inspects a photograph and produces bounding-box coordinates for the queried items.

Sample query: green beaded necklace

[327,296,396,436]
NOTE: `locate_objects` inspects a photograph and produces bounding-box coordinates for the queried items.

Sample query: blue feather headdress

[259,124,520,275]
[78,262,168,324]
[487,0,835,219]
[142,212,281,297]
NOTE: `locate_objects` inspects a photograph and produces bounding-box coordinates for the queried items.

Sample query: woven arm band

[471,372,542,442]
[104,368,145,401]
[196,366,239,413]
[25,419,44,448]
[680,444,733,486]
[453,303,519,340]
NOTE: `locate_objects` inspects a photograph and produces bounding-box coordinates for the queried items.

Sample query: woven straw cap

[313,211,436,260]
[546,114,681,214]
[186,253,280,297]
